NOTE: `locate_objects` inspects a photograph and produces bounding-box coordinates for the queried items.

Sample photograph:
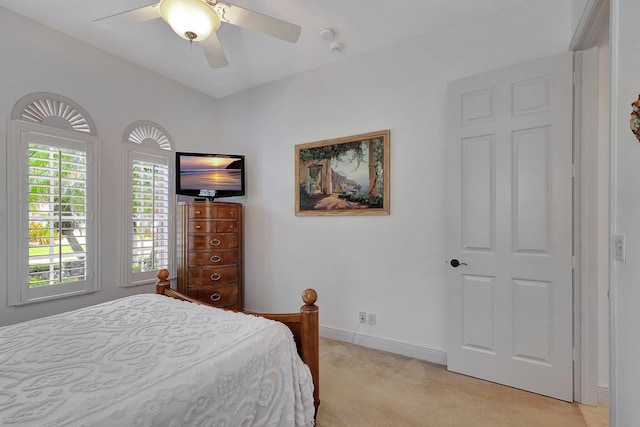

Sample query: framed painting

[295,130,390,216]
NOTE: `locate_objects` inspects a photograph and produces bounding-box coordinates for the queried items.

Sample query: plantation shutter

[28,143,88,287]
[8,122,98,305]
[128,152,171,284]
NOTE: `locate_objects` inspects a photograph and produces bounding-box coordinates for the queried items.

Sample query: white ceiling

[0,0,530,99]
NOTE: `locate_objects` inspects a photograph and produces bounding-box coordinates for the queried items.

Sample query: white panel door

[446,52,574,401]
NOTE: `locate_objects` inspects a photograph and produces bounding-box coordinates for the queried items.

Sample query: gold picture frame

[295,130,390,216]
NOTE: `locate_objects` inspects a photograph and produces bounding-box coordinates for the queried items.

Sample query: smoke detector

[318,27,335,41]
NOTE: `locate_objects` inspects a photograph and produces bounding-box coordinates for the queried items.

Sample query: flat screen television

[175,152,245,199]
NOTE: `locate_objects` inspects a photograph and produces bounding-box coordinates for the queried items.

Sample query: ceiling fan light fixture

[159,0,220,42]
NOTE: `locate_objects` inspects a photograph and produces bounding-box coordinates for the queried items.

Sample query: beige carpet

[316,337,587,427]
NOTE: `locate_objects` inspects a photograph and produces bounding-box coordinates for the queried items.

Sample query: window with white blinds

[28,144,88,285]
[7,121,98,305]
[125,150,174,286]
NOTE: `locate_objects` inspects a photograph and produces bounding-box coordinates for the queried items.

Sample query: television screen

[175,152,245,199]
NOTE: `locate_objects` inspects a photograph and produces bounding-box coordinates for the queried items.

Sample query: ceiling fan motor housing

[158,0,221,41]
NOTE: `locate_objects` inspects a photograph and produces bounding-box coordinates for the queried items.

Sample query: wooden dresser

[176,201,242,309]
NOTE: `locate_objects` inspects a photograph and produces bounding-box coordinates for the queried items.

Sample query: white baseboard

[320,325,447,366]
[598,385,609,406]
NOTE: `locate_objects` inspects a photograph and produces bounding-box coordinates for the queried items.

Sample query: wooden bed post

[156,268,170,294]
[300,289,320,412]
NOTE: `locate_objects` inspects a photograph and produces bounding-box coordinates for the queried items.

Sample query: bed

[0,270,319,426]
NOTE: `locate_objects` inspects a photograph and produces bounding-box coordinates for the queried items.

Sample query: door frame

[571,0,610,407]
[573,47,602,406]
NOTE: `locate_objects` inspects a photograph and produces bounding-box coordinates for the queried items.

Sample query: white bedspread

[0,294,315,426]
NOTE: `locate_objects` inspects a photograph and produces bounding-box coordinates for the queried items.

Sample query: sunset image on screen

[179,156,242,191]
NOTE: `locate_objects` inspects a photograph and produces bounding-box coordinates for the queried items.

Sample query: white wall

[0,7,223,326]
[198,0,574,356]
[610,0,640,423]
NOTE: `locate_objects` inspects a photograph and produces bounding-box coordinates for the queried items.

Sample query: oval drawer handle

[210,273,222,281]
[210,293,221,302]
[210,255,221,263]
[195,211,201,214]
[210,239,221,246]
[195,225,201,229]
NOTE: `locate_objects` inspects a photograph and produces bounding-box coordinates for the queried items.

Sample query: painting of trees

[295,130,390,216]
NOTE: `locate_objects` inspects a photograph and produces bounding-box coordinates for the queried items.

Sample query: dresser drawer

[189,234,238,249]
[189,220,238,233]
[189,220,215,233]
[187,286,238,308]
[188,266,237,286]
[188,250,238,266]
[216,206,239,219]
[189,205,239,220]
[215,220,238,232]
[189,205,216,219]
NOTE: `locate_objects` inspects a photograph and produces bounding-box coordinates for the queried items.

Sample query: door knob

[450,259,468,267]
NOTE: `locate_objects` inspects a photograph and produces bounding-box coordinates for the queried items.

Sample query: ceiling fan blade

[200,33,229,68]
[213,3,301,43]
[93,3,161,24]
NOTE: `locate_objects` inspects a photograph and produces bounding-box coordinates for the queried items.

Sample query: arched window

[7,93,99,305]
[122,121,175,286]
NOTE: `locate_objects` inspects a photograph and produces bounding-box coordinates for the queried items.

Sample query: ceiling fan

[94,0,302,68]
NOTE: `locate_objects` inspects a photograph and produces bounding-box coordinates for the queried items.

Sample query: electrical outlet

[368,313,376,325]
[359,311,367,323]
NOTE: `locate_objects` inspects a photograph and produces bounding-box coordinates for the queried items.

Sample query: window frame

[7,120,100,306]
[122,145,175,287]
